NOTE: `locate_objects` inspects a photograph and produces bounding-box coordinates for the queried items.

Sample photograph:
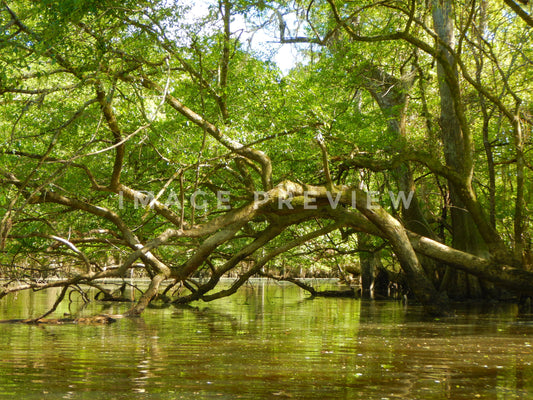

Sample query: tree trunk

[364,65,441,286]
[352,190,449,315]
[359,252,373,298]
[432,0,485,299]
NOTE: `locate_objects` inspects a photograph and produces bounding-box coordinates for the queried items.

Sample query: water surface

[0,280,532,399]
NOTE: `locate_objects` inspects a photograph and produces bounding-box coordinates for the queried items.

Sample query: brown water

[0,280,532,399]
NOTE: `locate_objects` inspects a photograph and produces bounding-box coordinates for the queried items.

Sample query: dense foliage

[1,0,532,317]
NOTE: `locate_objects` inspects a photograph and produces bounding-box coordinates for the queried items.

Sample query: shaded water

[0,280,532,399]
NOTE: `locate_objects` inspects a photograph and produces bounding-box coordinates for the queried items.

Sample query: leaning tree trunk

[351,190,449,315]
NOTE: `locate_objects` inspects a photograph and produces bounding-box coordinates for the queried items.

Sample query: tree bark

[432,0,486,299]
[363,64,441,286]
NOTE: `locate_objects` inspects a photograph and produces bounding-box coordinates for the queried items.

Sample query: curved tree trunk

[351,190,449,315]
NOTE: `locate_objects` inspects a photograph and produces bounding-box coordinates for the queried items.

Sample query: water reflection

[0,281,531,399]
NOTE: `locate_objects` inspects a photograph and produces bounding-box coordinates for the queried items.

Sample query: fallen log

[312,289,358,298]
[0,314,117,325]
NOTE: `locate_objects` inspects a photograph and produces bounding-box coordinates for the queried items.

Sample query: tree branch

[503,0,533,28]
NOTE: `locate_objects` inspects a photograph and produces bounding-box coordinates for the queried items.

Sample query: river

[0,280,531,399]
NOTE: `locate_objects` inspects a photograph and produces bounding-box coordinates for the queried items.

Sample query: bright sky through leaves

[188,0,303,74]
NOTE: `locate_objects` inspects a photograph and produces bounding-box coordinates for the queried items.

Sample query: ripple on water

[0,285,532,399]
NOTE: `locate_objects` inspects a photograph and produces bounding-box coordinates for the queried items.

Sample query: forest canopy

[1,0,532,317]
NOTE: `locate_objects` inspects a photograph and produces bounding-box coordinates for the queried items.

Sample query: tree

[0,0,532,319]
